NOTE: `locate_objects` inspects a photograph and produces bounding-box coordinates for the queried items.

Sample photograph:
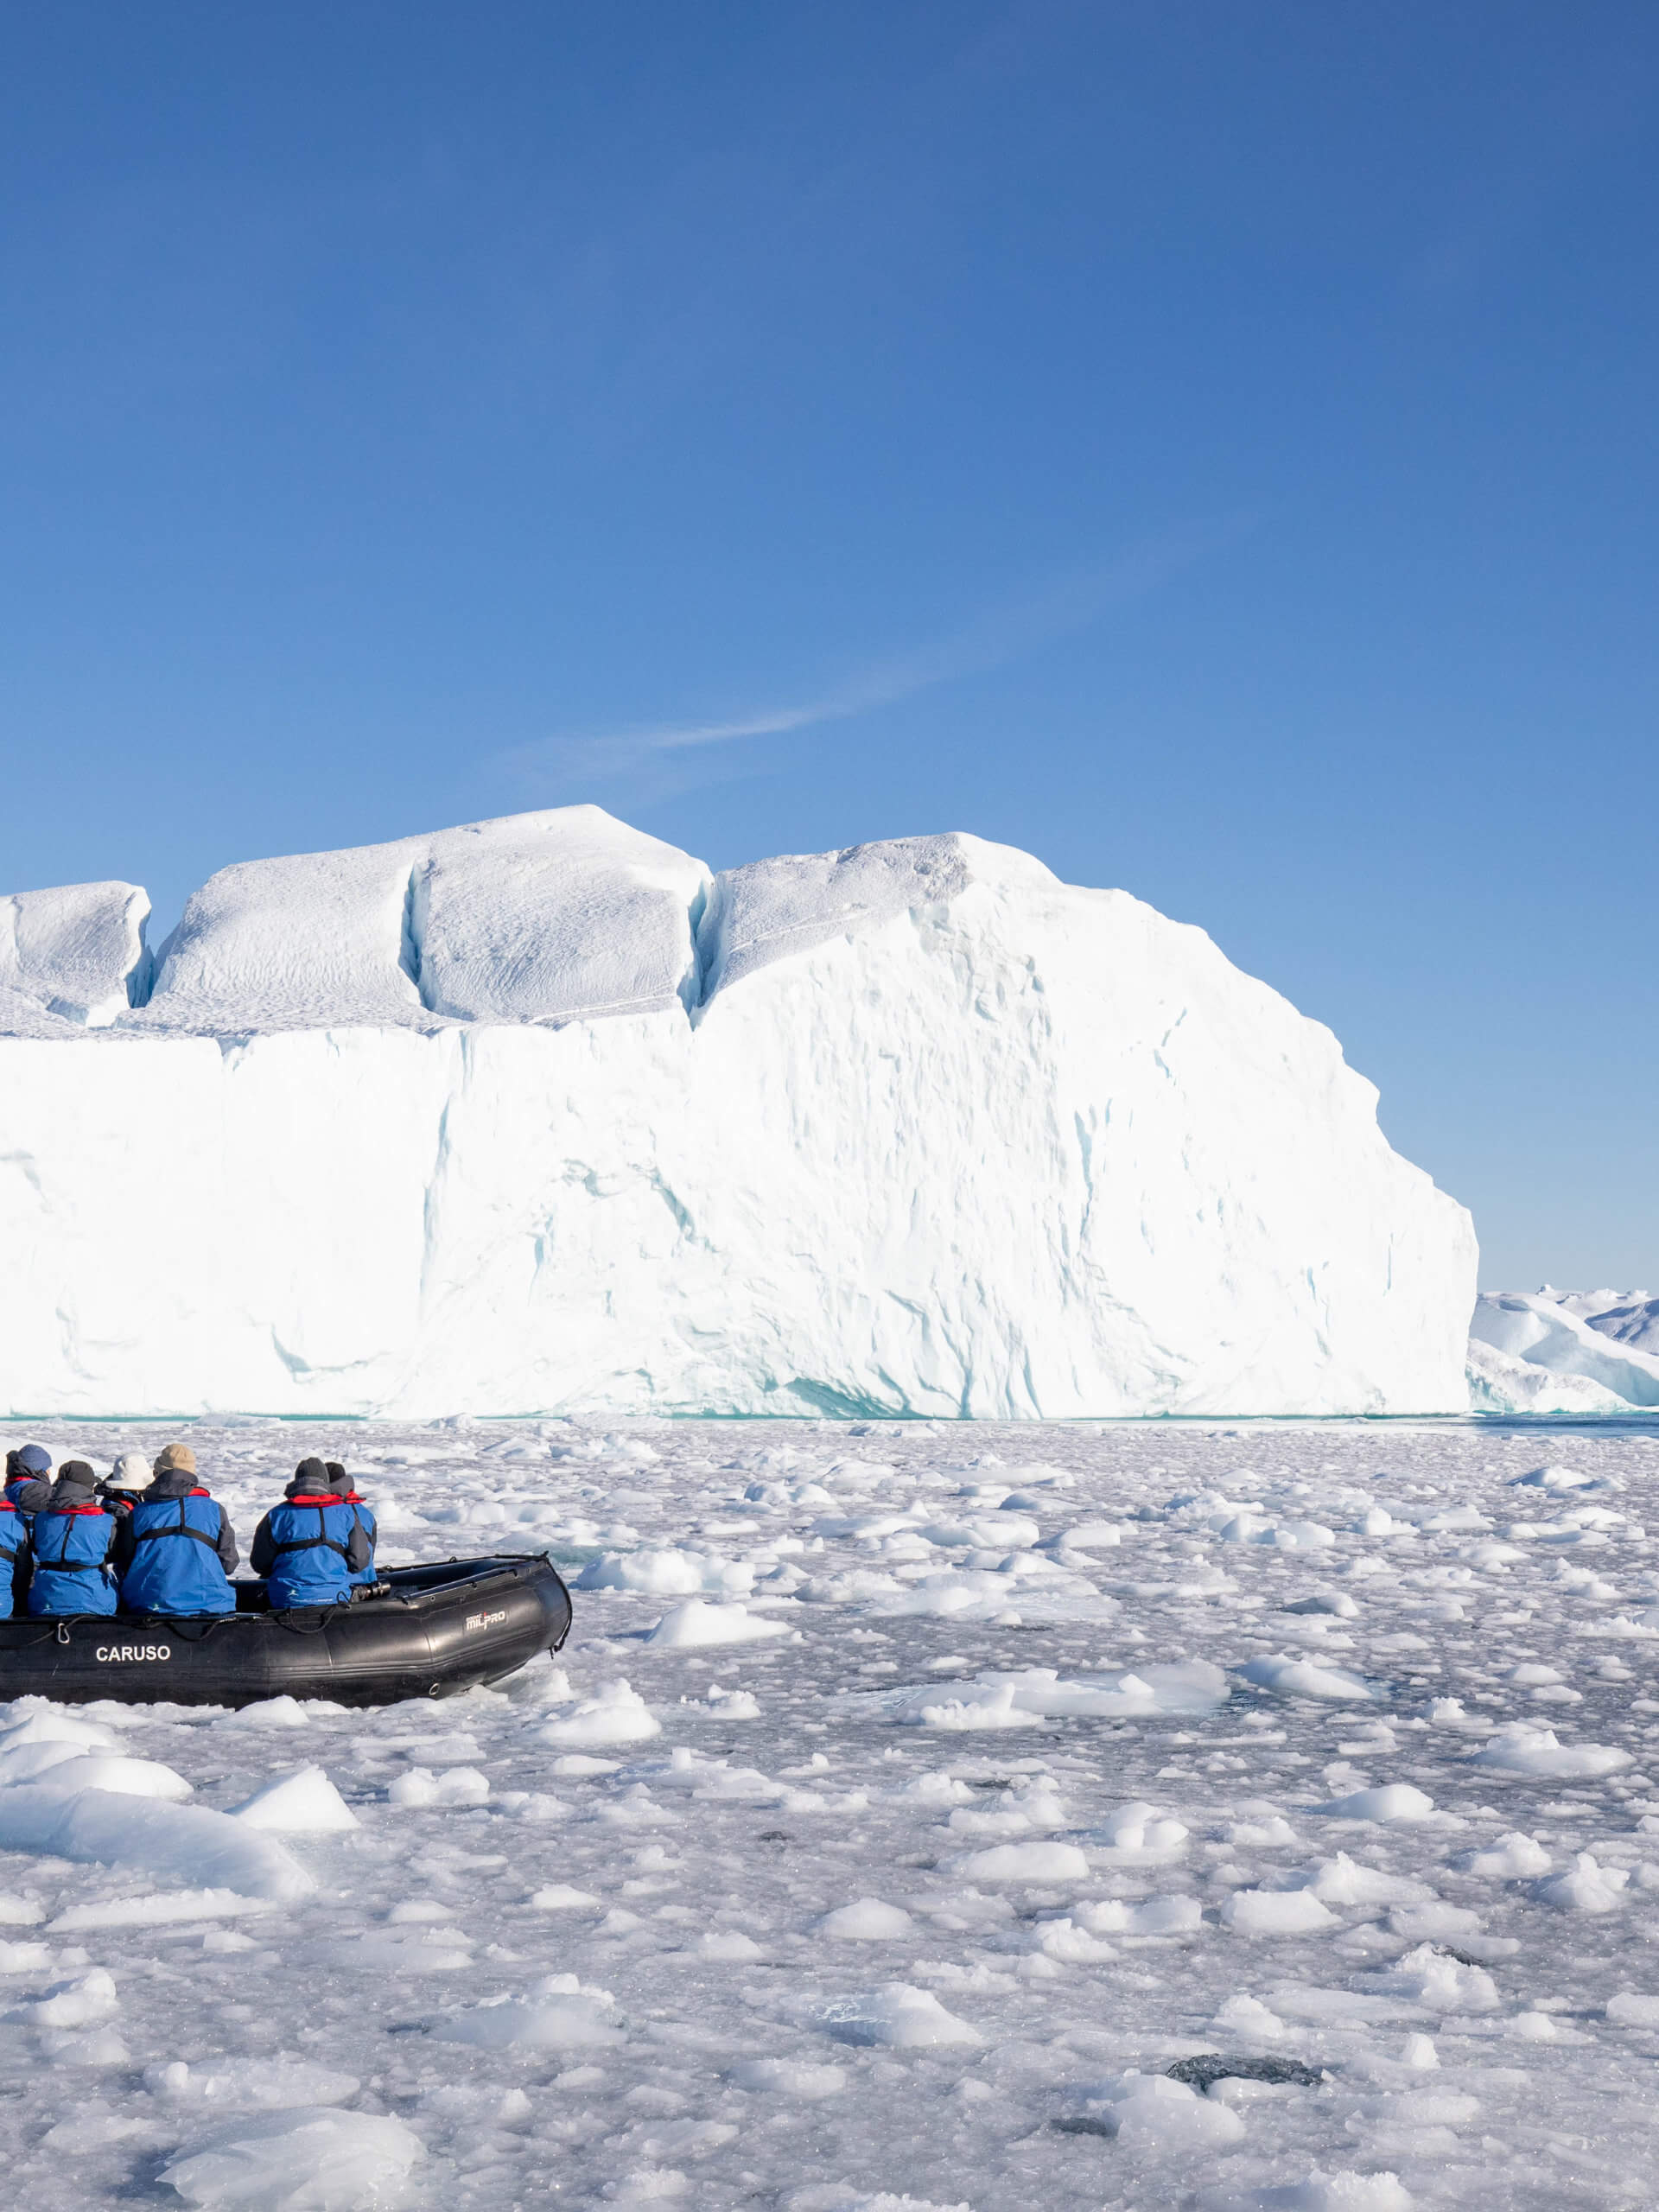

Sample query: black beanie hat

[56,1460,96,1488]
[289,1457,332,1494]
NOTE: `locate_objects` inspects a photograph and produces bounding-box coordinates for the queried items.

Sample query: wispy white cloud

[500,513,1249,794]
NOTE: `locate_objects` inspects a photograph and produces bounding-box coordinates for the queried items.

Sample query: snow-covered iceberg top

[0,806,1476,1419]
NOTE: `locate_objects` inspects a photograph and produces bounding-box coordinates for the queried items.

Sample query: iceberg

[0,807,1475,1418]
[1469,1291,1659,1412]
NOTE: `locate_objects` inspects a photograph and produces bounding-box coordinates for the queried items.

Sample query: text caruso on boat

[0,1554,573,1707]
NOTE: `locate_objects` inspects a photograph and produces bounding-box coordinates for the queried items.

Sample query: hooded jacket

[111,1467,239,1618]
[0,1497,25,1620]
[327,1461,378,1589]
[27,1465,120,1618]
[3,1447,53,1518]
[251,1461,371,1607]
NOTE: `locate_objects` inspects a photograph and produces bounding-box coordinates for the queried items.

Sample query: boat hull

[0,1554,573,1707]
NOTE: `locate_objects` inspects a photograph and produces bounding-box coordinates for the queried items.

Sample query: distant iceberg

[0,807,1476,1419]
[1469,1289,1659,1414]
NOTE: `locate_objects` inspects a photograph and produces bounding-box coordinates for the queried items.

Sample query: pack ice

[0,806,1475,1418]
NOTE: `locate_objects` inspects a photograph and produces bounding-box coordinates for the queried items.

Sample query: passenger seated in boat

[111,1443,239,1618]
[250,1459,372,1609]
[3,1444,54,1515]
[102,1452,154,1506]
[27,1460,124,1618]
[327,1459,379,1588]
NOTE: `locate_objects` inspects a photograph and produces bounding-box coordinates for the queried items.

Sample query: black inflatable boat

[0,1554,572,1709]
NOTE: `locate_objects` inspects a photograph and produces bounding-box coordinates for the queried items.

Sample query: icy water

[2,1416,1658,2211]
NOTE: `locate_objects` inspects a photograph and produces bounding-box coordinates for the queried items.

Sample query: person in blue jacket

[111,1442,238,1617]
[250,1459,371,1609]
[2,1444,53,1611]
[27,1460,124,1618]
[3,1444,54,1514]
[326,1460,379,1589]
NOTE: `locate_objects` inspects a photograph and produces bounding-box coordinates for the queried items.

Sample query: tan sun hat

[152,1442,197,1477]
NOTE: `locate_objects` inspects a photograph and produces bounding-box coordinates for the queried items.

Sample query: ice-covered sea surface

[3,1415,1659,2211]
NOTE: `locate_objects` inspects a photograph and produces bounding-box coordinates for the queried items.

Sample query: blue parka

[348,1499,378,1586]
[113,1476,238,1616]
[251,1477,371,1608]
[325,1465,378,1589]
[0,1497,27,1619]
[28,1471,119,1617]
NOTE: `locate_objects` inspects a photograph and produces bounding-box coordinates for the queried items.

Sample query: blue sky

[1,3,1654,1289]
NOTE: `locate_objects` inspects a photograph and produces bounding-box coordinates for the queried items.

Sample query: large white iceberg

[0,808,1476,1418]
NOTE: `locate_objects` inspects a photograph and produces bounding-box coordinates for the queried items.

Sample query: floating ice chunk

[728,2057,847,2098]
[1078,1893,1202,1936]
[1425,1697,1487,1731]
[698,1929,765,1961]
[1320,1785,1435,1824]
[1212,1993,1288,2040]
[1470,1723,1630,1779]
[230,1765,359,1834]
[160,2107,425,2210]
[1198,2170,1414,2211]
[1240,1656,1379,1703]
[577,1550,752,1599]
[1095,1801,1190,1853]
[1511,1462,1600,1491]
[784,2195,968,2212]
[0,1785,313,1902]
[49,1890,271,1933]
[1224,1815,1300,1847]
[0,1713,119,1757]
[1065,2072,1244,2148]
[213,1697,313,1730]
[0,1939,53,1970]
[4,1967,118,2028]
[1535,1853,1630,1913]
[505,1658,574,1707]
[530,1885,601,1910]
[1221,1889,1336,1936]
[1059,1522,1122,1548]
[0,1749,193,1800]
[388,1765,490,1808]
[1605,1991,1659,2026]
[704,1686,761,1719]
[347,1923,472,1973]
[0,1738,118,1786]
[817,1899,914,1940]
[947,1840,1090,1883]
[907,1681,1045,1732]
[1363,1944,1498,2012]
[645,1599,791,1649]
[1228,1519,1336,1550]
[818,1981,981,2048]
[1032,1916,1116,1961]
[1299,1855,1428,1907]
[1386,1902,1482,1942]
[537,1680,661,1749]
[1453,1832,1552,1879]
[145,2057,358,2111]
[432,1972,626,2050]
